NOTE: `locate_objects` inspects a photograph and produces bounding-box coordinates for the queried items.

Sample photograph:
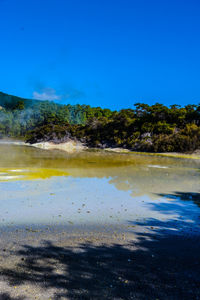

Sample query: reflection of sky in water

[0,176,199,232]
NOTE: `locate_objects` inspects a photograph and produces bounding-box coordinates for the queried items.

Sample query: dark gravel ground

[0,224,199,300]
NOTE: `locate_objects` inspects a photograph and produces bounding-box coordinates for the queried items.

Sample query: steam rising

[33,87,61,101]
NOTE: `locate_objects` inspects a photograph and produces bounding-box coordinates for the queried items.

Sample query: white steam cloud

[33,88,61,101]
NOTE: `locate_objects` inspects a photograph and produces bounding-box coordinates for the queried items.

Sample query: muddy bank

[28,141,133,154]
[1,138,200,159]
[28,140,86,153]
[27,140,200,159]
[132,150,200,160]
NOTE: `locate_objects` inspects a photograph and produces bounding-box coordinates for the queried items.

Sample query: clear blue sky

[0,0,200,110]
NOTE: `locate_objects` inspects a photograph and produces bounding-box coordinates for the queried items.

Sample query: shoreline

[27,140,200,159]
[1,138,200,159]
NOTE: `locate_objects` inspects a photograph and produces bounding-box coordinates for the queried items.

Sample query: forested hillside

[0,91,114,136]
[1,91,200,152]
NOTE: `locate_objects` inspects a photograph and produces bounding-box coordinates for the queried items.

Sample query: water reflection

[157,192,200,207]
[0,144,200,197]
[0,144,199,228]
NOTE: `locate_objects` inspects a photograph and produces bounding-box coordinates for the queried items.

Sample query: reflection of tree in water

[107,166,200,199]
[157,191,200,208]
[0,212,199,299]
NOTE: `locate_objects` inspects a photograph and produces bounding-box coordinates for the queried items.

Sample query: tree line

[0,91,200,152]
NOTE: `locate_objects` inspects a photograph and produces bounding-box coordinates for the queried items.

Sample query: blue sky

[0,0,200,110]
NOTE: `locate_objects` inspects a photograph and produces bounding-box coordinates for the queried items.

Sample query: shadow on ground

[0,231,200,299]
[0,293,25,300]
[0,194,200,299]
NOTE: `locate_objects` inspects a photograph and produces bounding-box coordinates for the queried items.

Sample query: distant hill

[0,91,114,129]
[0,91,47,109]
